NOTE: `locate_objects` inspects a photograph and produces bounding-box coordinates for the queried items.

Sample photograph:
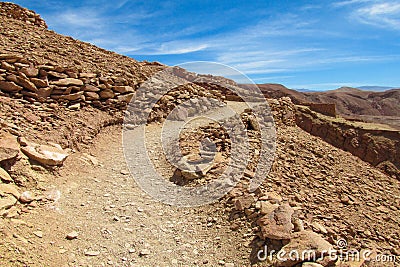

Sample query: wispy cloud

[355,2,400,30]
[130,43,209,55]
[333,0,400,30]
[332,0,375,8]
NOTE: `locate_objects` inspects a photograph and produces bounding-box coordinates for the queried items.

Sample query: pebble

[66,231,78,240]
[33,230,43,238]
[120,169,129,175]
[84,250,100,256]
[139,249,150,256]
[19,191,34,203]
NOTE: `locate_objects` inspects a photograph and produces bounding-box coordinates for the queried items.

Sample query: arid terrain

[254,84,400,130]
[0,3,399,267]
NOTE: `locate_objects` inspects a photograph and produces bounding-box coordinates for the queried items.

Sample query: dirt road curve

[1,117,260,266]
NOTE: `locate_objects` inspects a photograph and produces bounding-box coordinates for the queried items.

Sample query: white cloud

[334,0,400,30]
[332,0,375,8]
[355,2,400,29]
[148,43,209,55]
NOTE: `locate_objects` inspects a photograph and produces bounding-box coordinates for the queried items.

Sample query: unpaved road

[1,103,260,267]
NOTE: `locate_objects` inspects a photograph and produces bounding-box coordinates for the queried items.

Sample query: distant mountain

[357,86,397,92]
[304,87,400,116]
[293,88,320,93]
[251,84,400,118]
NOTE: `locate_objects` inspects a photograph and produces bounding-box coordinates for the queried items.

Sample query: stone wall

[0,54,226,123]
[0,2,47,28]
[0,53,137,110]
[308,103,336,117]
[296,106,400,179]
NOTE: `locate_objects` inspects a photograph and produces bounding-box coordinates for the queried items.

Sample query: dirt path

[1,116,258,266]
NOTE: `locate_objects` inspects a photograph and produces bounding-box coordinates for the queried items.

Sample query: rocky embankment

[174,98,400,266]
[296,106,400,179]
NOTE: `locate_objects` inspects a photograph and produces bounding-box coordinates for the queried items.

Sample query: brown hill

[305,87,400,116]
[244,83,308,104]
[253,84,400,129]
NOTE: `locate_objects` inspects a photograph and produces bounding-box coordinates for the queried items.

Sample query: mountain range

[253,84,400,126]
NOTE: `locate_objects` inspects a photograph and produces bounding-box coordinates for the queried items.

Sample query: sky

[9,0,400,90]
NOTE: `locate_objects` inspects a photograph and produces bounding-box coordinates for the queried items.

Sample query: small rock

[234,194,256,211]
[66,231,78,240]
[139,249,150,256]
[33,231,43,238]
[260,201,279,215]
[0,194,17,211]
[340,195,350,205]
[85,250,100,256]
[302,263,324,267]
[51,78,83,86]
[68,103,80,110]
[120,169,129,175]
[312,222,328,234]
[0,167,13,182]
[0,183,21,199]
[0,81,22,92]
[19,191,33,203]
[0,132,20,162]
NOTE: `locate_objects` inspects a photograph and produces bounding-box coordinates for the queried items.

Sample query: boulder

[257,203,294,240]
[51,78,83,86]
[0,81,22,92]
[21,142,69,166]
[275,230,333,267]
[0,132,19,162]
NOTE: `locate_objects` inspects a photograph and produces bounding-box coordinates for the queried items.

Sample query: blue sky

[10,0,400,90]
